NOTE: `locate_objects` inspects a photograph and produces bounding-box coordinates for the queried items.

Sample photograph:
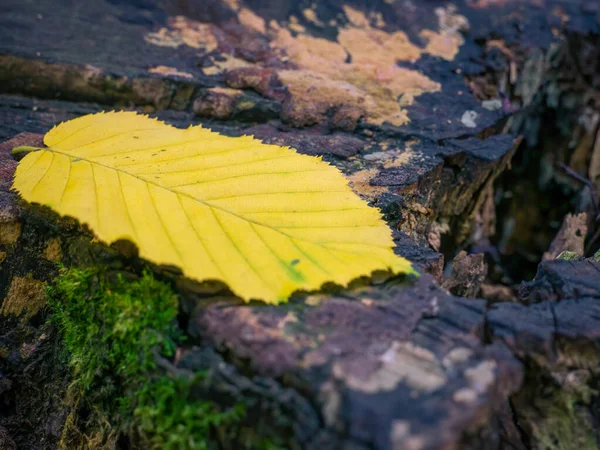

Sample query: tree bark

[1,1,599,449]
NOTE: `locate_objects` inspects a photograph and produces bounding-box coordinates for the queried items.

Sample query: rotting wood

[1,0,600,449]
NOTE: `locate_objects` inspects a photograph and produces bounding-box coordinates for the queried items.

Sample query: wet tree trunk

[1,0,600,449]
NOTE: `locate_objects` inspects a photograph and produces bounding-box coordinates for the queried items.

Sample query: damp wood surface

[1,1,600,449]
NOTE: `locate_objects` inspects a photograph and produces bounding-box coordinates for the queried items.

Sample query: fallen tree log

[0,0,599,449]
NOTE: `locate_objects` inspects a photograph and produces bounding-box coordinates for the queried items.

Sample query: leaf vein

[117,172,139,241]
[288,238,331,276]
[204,190,350,202]
[30,152,55,193]
[48,123,93,147]
[42,149,385,254]
[109,141,258,165]
[175,194,225,280]
[90,163,100,232]
[243,207,366,214]
[147,184,184,267]
[57,157,71,205]
[250,222,304,281]
[139,154,293,175]
[60,127,161,152]
[170,168,331,188]
[208,207,273,296]
[276,224,382,230]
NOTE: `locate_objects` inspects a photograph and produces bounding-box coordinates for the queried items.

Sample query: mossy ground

[49,267,247,450]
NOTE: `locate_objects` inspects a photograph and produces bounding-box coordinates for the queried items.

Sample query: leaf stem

[12,146,42,156]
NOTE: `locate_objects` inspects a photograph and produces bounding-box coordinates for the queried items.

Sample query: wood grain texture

[0,0,599,448]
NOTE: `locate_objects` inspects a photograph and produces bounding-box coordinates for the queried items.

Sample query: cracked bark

[1,0,600,449]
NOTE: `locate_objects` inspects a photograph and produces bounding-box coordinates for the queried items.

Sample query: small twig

[152,348,194,381]
[585,226,600,255]
[556,162,600,218]
[555,163,600,255]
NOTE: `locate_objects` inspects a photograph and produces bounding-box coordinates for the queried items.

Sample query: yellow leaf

[12,112,415,303]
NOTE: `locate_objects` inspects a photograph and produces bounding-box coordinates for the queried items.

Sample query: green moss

[48,267,246,449]
[134,377,245,449]
[556,251,581,261]
[514,367,598,450]
[533,389,597,450]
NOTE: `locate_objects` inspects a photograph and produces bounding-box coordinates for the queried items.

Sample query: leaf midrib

[37,147,393,272]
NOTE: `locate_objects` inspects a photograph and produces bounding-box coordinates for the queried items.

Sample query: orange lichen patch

[225,67,284,102]
[269,6,448,126]
[202,55,252,75]
[363,140,417,168]
[239,7,267,34]
[148,65,193,79]
[278,69,367,125]
[371,12,386,28]
[435,5,470,34]
[271,25,439,126]
[222,0,240,9]
[144,16,217,51]
[337,66,438,125]
[384,149,416,168]
[278,69,362,101]
[421,29,463,61]
[220,0,266,34]
[193,86,245,119]
[274,32,348,68]
[346,62,440,103]
[420,6,469,61]
[269,19,281,31]
[347,168,389,200]
[337,28,423,64]
[289,15,306,33]
[145,27,181,48]
[302,8,324,27]
[144,4,464,128]
[348,141,418,202]
[209,86,244,96]
[343,5,371,28]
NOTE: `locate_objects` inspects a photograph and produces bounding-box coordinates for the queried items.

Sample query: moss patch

[556,251,581,261]
[49,267,246,449]
[513,367,598,450]
[533,391,597,450]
